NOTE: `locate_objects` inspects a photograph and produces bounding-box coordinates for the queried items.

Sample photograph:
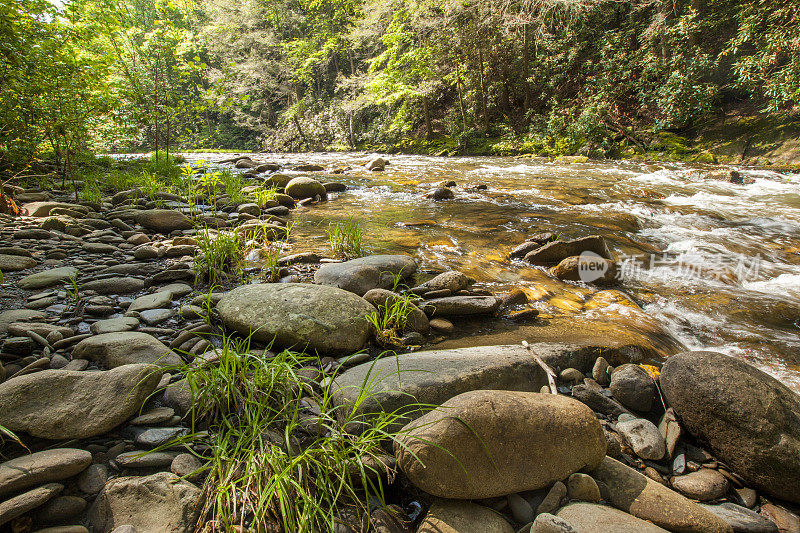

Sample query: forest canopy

[1,0,799,166]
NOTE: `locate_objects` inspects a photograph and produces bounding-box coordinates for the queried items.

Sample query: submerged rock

[395,390,606,499]
[660,351,800,504]
[217,283,376,355]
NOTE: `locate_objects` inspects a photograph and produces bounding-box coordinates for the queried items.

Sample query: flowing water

[185,152,800,390]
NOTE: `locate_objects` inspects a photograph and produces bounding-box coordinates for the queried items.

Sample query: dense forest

[1,0,799,166]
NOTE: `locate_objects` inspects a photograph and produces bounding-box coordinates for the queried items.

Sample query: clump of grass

[366,294,417,347]
[327,216,366,259]
[252,186,278,207]
[80,176,103,203]
[194,229,244,286]
[176,335,405,532]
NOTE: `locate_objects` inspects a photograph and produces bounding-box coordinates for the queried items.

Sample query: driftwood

[522,340,558,394]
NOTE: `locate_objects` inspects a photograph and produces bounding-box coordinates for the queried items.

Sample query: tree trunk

[478,48,489,133]
[523,24,531,118]
[456,61,467,131]
[659,0,674,60]
[422,96,433,139]
[689,0,704,47]
[348,112,355,148]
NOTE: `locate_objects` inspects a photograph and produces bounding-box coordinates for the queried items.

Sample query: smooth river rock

[135,209,192,233]
[394,390,606,499]
[525,235,612,265]
[284,177,326,199]
[217,283,376,355]
[313,255,417,296]
[0,254,36,272]
[590,456,733,533]
[0,449,92,498]
[660,351,800,504]
[419,295,500,316]
[556,502,669,532]
[72,332,181,367]
[88,472,200,533]
[0,364,161,440]
[0,483,63,526]
[417,500,514,533]
[18,267,78,290]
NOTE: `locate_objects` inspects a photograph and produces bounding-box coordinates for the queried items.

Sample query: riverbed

[183,152,800,390]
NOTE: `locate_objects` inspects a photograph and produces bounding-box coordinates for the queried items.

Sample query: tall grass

[175,336,408,532]
[252,186,278,207]
[326,216,366,259]
[366,294,417,346]
[194,229,244,286]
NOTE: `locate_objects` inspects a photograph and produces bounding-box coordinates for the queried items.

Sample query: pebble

[671,468,729,501]
[77,464,108,495]
[129,407,176,426]
[508,493,535,524]
[616,418,666,460]
[537,481,567,515]
[566,473,601,503]
[34,495,87,525]
[114,451,178,469]
[170,453,203,481]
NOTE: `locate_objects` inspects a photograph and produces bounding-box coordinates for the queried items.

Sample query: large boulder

[284,177,326,199]
[557,503,669,532]
[314,255,417,296]
[660,351,800,503]
[72,332,181,368]
[394,390,606,499]
[136,209,192,233]
[0,364,161,440]
[87,472,200,533]
[525,235,612,265]
[217,283,376,355]
[331,344,585,426]
[0,449,92,498]
[417,500,514,533]
[590,456,733,533]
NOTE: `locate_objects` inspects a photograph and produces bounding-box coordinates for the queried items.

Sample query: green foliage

[194,229,243,286]
[366,293,418,346]
[326,216,366,259]
[176,336,406,531]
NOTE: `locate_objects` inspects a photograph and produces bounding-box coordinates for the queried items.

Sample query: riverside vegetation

[0,153,798,533]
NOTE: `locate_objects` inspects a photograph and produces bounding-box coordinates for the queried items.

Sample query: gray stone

[616,418,666,460]
[170,454,202,480]
[88,472,200,533]
[0,254,36,271]
[592,356,611,386]
[420,295,500,316]
[163,379,193,417]
[571,383,630,417]
[115,451,178,469]
[90,317,140,335]
[33,495,87,525]
[284,177,326,199]
[660,351,800,504]
[537,481,567,515]
[671,469,730,501]
[567,473,602,503]
[508,493,535,524]
[331,345,577,426]
[83,277,145,295]
[417,500,513,533]
[128,291,172,313]
[18,267,78,290]
[411,271,471,294]
[0,364,161,439]
[72,332,180,367]
[610,364,656,412]
[130,407,175,426]
[0,483,63,526]
[395,391,606,499]
[556,503,669,532]
[700,503,778,533]
[532,513,578,533]
[138,308,175,325]
[76,463,108,495]
[0,310,45,334]
[0,449,91,498]
[134,427,187,448]
[314,255,417,296]
[590,456,733,533]
[136,210,192,233]
[217,283,377,355]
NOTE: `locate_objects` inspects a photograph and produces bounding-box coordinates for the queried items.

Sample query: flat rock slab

[88,472,200,533]
[0,449,91,498]
[0,310,45,335]
[90,317,140,335]
[0,483,63,526]
[557,502,669,532]
[128,291,172,313]
[332,344,591,425]
[83,277,145,295]
[419,295,500,316]
[417,500,513,533]
[701,503,779,533]
[0,254,36,271]
[18,267,78,290]
[72,332,180,368]
[0,364,161,440]
[217,283,376,355]
[313,255,417,296]
[22,202,88,217]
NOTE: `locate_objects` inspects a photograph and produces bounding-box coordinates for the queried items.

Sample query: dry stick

[522,341,558,394]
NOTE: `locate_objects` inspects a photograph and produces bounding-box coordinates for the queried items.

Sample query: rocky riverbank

[0,156,799,532]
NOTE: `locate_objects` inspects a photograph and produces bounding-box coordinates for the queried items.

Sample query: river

[182,152,800,390]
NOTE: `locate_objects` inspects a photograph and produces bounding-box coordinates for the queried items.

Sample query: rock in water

[0,449,91,498]
[525,235,612,265]
[417,500,514,533]
[0,364,161,440]
[217,283,376,355]
[660,351,800,504]
[88,472,200,533]
[314,255,417,296]
[136,209,192,233]
[394,390,606,499]
[557,503,669,532]
[284,177,326,199]
[590,456,733,533]
[72,332,181,367]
